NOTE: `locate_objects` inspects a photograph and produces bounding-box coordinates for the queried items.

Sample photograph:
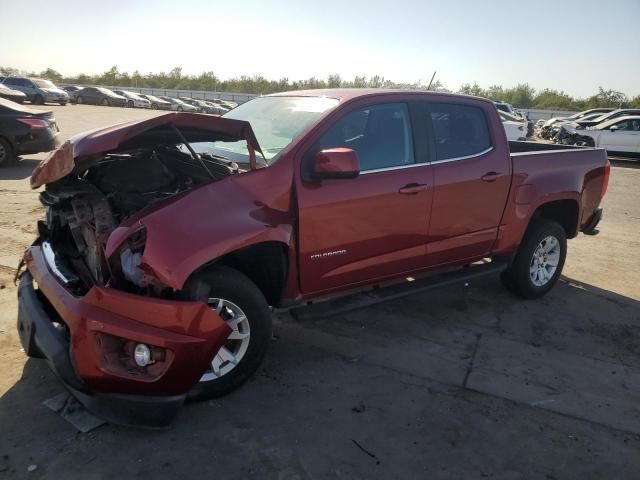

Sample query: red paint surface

[28,90,609,395]
[26,246,231,395]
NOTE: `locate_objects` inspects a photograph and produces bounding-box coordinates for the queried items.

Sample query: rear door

[296,101,434,294]
[414,101,512,266]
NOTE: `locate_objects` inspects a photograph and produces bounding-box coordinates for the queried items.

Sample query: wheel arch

[185,241,290,306]
[528,198,580,239]
[0,134,15,151]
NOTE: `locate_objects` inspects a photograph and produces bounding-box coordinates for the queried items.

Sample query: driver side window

[318,103,414,172]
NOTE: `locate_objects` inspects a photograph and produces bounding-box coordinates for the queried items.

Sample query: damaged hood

[31,112,264,189]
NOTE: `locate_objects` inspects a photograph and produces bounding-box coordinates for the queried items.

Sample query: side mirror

[609,126,618,131]
[313,148,360,179]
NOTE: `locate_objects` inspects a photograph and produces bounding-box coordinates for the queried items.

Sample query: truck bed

[506,140,609,235]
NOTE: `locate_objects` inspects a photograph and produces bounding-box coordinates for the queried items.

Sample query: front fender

[117,163,295,290]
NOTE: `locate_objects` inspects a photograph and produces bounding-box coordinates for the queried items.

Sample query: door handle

[398,183,429,194]
[481,171,501,182]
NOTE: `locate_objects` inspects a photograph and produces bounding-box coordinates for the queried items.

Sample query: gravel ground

[0,105,639,479]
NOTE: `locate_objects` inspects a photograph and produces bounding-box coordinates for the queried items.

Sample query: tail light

[601,161,611,198]
[18,118,49,130]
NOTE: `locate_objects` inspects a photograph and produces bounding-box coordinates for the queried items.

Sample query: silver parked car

[159,96,199,112]
[137,94,172,110]
[0,77,69,105]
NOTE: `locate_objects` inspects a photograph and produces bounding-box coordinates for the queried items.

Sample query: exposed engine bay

[40,146,240,295]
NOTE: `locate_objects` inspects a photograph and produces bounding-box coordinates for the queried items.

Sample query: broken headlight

[111,227,149,288]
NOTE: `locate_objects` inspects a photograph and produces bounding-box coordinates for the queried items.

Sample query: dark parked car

[74,87,127,107]
[0,98,60,166]
[0,83,27,103]
[62,85,84,103]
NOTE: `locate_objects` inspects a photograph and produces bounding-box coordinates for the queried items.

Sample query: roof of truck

[268,88,494,104]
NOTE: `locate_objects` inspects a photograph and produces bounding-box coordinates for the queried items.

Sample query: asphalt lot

[0,104,639,479]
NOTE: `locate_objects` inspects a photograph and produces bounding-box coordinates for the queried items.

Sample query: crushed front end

[16,113,263,427]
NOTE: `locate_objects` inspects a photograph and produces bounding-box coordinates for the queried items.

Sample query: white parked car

[499,111,527,141]
[113,90,151,108]
[569,116,640,154]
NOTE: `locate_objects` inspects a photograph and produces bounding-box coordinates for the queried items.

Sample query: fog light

[134,343,152,366]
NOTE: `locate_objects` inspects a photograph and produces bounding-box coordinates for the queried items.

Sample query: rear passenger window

[318,103,414,171]
[429,103,491,160]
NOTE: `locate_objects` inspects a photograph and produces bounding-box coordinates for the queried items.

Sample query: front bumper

[44,94,68,104]
[17,245,231,427]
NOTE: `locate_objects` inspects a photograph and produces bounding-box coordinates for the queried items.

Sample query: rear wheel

[151,103,158,109]
[127,100,134,108]
[76,95,84,104]
[33,94,44,105]
[0,138,16,166]
[501,219,567,299]
[184,266,272,400]
[101,98,109,106]
[177,106,184,112]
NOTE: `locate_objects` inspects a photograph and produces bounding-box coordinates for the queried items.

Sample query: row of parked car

[0,76,237,114]
[536,108,640,156]
[61,85,237,114]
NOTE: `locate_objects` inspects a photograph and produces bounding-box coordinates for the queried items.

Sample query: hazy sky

[1,0,638,97]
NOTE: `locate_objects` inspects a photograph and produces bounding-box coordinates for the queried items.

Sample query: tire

[151,103,158,109]
[127,100,134,108]
[33,94,44,105]
[0,138,16,166]
[101,98,109,106]
[177,106,184,112]
[59,101,67,106]
[501,219,567,299]
[184,266,272,400]
[76,96,84,104]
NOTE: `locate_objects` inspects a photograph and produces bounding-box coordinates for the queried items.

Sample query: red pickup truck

[17,90,609,426]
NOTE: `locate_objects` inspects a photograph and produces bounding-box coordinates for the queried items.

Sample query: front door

[297,102,434,295]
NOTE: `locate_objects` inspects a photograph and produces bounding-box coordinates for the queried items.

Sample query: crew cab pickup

[17,90,610,427]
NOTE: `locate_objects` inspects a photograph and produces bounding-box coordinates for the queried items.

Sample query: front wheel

[501,219,567,299]
[101,98,109,106]
[33,94,44,105]
[184,266,272,400]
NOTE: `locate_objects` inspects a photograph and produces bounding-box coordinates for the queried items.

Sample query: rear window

[429,103,491,160]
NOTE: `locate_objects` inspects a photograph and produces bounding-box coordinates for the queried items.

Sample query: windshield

[191,96,339,165]
[32,79,56,88]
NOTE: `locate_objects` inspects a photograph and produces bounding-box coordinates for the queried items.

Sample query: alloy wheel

[529,235,561,287]
[199,298,251,381]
